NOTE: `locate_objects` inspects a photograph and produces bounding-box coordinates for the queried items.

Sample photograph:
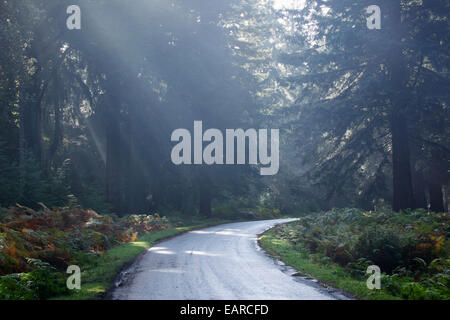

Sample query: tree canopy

[0,0,448,215]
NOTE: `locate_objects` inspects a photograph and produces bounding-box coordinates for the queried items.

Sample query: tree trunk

[199,174,212,217]
[22,78,44,166]
[121,116,132,214]
[412,169,427,209]
[391,112,415,211]
[388,1,414,212]
[444,186,449,213]
[181,175,195,216]
[105,86,122,214]
[429,182,444,213]
[47,71,63,171]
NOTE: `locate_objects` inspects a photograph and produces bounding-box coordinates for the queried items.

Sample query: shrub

[270,208,449,300]
[0,206,171,276]
[0,273,35,300]
[355,227,413,273]
[0,258,67,300]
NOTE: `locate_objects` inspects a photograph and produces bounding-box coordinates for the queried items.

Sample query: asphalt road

[112,219,344,300]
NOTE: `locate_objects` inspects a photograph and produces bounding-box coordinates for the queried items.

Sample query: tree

[271,0,449,211]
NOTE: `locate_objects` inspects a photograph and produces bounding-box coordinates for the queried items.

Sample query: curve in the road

[112,219,346,300]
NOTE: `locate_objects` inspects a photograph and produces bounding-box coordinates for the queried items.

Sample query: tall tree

[270,0,449,211]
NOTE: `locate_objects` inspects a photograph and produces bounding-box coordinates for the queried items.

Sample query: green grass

[259,226,401,300]
[52,219,233,300]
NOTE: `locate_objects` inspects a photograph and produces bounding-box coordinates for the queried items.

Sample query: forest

[0,0,448,300]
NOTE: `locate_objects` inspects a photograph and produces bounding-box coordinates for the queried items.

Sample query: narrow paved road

[112,219,342,300]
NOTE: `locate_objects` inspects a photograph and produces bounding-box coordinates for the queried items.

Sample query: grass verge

[259,225,400,300]
[52,219,233,300]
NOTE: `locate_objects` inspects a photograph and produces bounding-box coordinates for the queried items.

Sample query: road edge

[256,220,355,300]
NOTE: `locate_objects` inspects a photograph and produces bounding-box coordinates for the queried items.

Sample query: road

[112,219,346,300]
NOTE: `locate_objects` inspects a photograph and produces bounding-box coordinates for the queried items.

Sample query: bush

[0,147,71,210]
[0,273,35,300]
[0,258,67,300]
[355,227,413,273]
[0,205,172,299]
[271,208,449,299]
[0,206,171,276]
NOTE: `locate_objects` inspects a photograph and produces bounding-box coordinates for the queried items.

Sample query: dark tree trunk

[444,186,449,213]
[120,116,132,214]
[388,1,414,212]
[391,112,415,211]
[181,177,195,216]
[429,182,444,213]
[412,169,427,209]
[106,117,121,214]
[426,148,447,213]
[22,77,45,166]
[199,174,212,217]
[105,86,122,214]
[47,71,63,171]
[182,192,195,216]
[199,189,212,217]
[68,160,82,196]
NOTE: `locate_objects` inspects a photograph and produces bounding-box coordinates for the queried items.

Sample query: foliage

[271,208,449,299]
[0,201,239,300]
[212,202,281,220]
[0,206,170,275]
[260,231,399,300]
[76,184,111,214]
[259,0,450,211]
[0,0,448,301]
[0,147,71,210]
[0,258,67,300]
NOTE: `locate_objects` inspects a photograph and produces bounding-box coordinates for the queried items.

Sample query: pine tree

[275,0,450,210]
